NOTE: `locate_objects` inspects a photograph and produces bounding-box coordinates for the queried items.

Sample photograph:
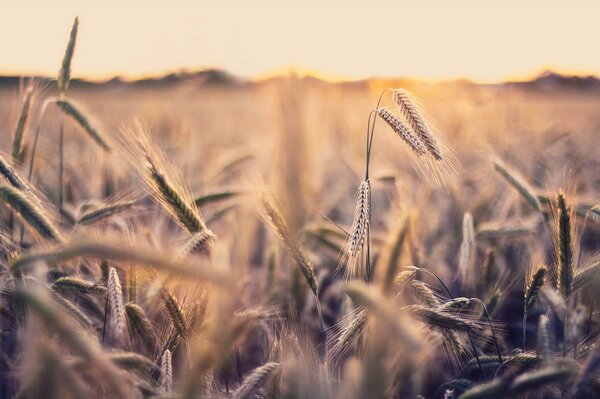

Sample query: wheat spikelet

[231,362,280,399]
[0,185,63,242]
[340,180,370,279]
[557,192,573,299]
[392,89,442,160]
[58,17,78,94]
[458,212,475,288]
[524,265,546,314]
[13,83,34,163]
[55,99,111,151]
[377,108,427,155]
[108,267,126,341]
[125,302,157,352]
[121,121,212,240]
[52,276,106,294]
[163,289,188,337]
[160,349,173,392]
[78,200,135,225]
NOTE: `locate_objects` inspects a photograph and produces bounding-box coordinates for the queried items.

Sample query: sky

[2,0,600,83]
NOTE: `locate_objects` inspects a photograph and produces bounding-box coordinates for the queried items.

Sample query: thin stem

[470,297,503,364]
[58,115,64,209]
[563,300,568,357]
[522,310,527,352]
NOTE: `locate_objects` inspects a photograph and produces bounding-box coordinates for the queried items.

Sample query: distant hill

[506,70,600,91]
[0,68,244,90]
[1,69,600,92]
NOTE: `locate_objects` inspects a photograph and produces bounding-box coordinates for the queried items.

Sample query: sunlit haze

[3,0,600,83]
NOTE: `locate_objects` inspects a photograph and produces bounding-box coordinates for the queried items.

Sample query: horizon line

[0,66,598,86]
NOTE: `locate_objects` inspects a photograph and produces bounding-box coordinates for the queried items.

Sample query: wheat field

[2,17,600,399]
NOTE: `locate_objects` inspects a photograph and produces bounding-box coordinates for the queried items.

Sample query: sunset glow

[3,0,600,83]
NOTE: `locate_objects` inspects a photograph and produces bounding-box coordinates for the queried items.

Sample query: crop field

[2,17,600,399]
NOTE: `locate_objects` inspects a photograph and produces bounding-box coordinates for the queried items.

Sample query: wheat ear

[160,349,173,392]
[392,89,442,160]
[557,192,573,300]
[108,267,126,342]
[163,289,188,338]
[58,17,78,94]
[376,108,427,155]
[13,84,34,163]
[125,302,157,352]
[231,362,280,399]
[341,179,370,279]
[55,99,111,151]
[0,185,63,242]
[52,277,106,294]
